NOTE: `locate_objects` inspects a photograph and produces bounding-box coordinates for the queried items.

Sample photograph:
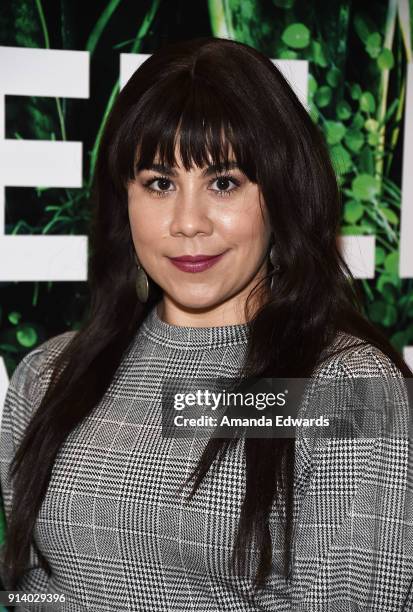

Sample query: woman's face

[127,144,272,322]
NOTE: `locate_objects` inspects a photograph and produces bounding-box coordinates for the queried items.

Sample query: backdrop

[0,0,412,601]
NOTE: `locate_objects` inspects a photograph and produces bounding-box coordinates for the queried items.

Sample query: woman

[0,37,412,611]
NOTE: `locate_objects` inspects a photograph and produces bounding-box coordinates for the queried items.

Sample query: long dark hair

[4,36,412,591]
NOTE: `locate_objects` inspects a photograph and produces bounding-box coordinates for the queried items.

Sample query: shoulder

[9,329,77,391]
[311,331,408,428]
[295,332,409,473]
[314,331,404,380]
[2,330,77,447]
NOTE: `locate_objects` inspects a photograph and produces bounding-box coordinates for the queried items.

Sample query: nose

[169,188,213,238]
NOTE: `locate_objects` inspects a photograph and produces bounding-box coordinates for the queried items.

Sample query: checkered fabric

[0,303,412,611]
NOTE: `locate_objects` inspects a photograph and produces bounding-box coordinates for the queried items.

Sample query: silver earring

[269,244,280,292]
[134,252,149,303]
[269,245,279,269]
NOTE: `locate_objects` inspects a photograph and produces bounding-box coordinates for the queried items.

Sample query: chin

[170,293,223,311]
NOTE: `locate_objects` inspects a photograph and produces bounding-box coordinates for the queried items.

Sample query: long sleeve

[0,346,51,594]
[289,344,413,610]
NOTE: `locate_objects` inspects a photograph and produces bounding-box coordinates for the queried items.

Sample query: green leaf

[314,85,332,107]
[325,121,346,144]
[336,100,352,120]
[281,23,310,49]
[367,132,380,146]
[336,174,345,187]
[8,311,21,326]
[368,300,397,326]
[308,73,318,96]
[16,325,38,348]
[360,91,376,113]
[352,112,365,129]
[44,205,61,212]
[351,174,380,201]
[384,251,399,275]
[375,246,385,265]
[326,67,341,87]
[364,118,379,132]
[0,343,20,354]
[311,40,328,67]
[377,272,399,291]
[350,84,362,100]
[279,49,298,59]
[362,221,375,232]
[341,225,366,235]
[309,103,319,122]
[344,129,364,152]
[381,282,397,303]
[380,206,399,224]
[391,330,410,353]
[366,32,382,58]
[359,145,375,174]
[330,145,352,175]
[377,48,394,70]
[353,13,372,44]
[344,200,364,223]
[382,177,401,201]
[241,1,254,19]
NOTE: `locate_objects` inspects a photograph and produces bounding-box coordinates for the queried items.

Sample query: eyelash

[142,173,241,198]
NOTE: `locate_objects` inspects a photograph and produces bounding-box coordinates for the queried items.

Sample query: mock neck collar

[139,302,250,350]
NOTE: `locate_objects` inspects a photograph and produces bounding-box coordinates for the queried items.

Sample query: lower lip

[168,252,226,273]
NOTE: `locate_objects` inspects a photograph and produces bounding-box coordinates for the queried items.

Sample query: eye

[142,175,175,198]
[141,173,241,199]
[209,174,241,197]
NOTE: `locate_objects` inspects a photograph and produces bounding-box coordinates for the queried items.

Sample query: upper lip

[169,253,225,262]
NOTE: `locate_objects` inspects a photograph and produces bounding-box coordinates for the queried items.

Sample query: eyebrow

[136,161,240,177]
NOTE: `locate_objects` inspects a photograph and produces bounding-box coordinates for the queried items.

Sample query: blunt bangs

[109,68,262,195]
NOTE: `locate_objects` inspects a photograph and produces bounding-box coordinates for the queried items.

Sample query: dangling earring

[134,252,149,303]
[269,244,280,292]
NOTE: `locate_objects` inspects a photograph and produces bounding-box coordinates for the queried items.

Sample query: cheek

[128,204,145,242]
[128,193,164,247]
[220,199,269,253]
[128,212,144,255]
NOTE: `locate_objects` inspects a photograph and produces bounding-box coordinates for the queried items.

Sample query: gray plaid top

[0,303,412,611]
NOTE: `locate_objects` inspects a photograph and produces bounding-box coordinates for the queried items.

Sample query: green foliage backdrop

[0,0,412,600]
